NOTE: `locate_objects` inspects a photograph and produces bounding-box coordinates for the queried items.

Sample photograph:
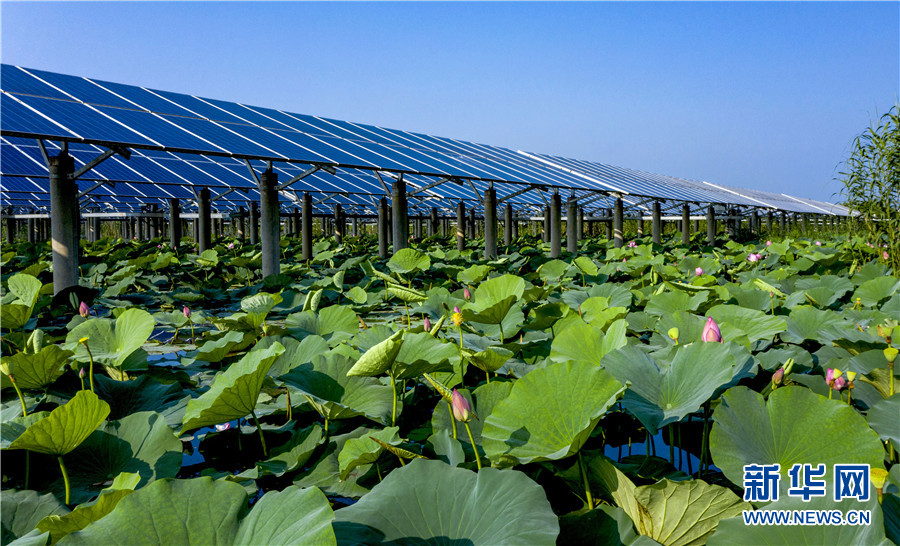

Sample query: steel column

[49,151,79,294]
[456,201,466,251]
[302,192,313,261]
[259,170,280,277]
[613,199,624,248]
[550,192,562,257]
[378,197,389,258]
[682,203,690,245]
[652,201,662,244]
[566,198,578,254]
[706,204,716,246]
[484,187,497,259]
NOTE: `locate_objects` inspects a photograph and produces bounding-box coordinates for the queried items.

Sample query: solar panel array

[0,64,846,217]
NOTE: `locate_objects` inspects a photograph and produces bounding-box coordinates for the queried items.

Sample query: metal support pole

[414,216,422,241]
[334,204,343,244]
[550,192,562,257]
[456,200,466,251]
[392,179,408,253]
[302,192,313,261]
[430,207,438,237]
[378,197,389,258]
[605,208,612,240]
[503,203,513,247]
[707,204,716,246]
[27,213,35,243]
[614,199,624,248]
[49,151,79,294]
[249,201,260,245]
[259,170,280,278]
[577,207,584,241]
[682,203,690,245]
[566,198,578,254]
[484,187,497,259]
[352,215,359,237]
[543,205,551,243]
[801,213,809,235]
[652,201,662,245]
[169,199,181,248]
[752,210,760,236]
[512,213,519,240]
[198,188,212,252]
[237,206,246,241]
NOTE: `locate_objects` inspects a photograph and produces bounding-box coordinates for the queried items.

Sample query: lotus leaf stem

[188,317,195,345]
[389,370,397,427]
[81,342,96,394]
[447,400,458,439]
[668,424,675,466]
[699,401,710,476]
[577,451,594,510]
[324,418,329,435]
[464,421,482,470]
[250,410,268,457]
[58,456,71,505]
[9,376,27,416]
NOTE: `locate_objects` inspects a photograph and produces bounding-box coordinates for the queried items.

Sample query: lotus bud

[79,301,89,318]
[825,368,835,386]
[463,287,471,300]
[183,306,191,319]
[423,316,432,331]
[766,240,772,246]
[215,423,231,432]
[701,317,722,343]
[451,389,472,423]
[884,251,889,260]
[622,258,627,263]
[815,241,822,246]
[695,267,704,276]
[667,327,679,344]
[79,368,85,379]
[884,347,898,364]
[772,367,784,387]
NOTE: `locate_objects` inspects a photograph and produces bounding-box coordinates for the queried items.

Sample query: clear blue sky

[2,2,897,203]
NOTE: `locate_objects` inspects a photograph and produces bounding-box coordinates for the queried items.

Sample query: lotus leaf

[549,318,628,367]
[338,426,400,480]
[481,361,625,467]
[1,490,67,544]
[333,459,559,545]
[0,346,72,390]
[60,478,335,545]
[387,248,430,274]
[709,386,886,489]
[180,342,285,433]
[9,390,110,456]
[707,305,787,344]
[66,308,155,372]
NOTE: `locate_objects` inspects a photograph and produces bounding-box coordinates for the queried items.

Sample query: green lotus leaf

[66,308,155,371]
[285,305,358,339]
[462,345,513,373]
[645,291,708,318]
[558,505,641,546]
[60,478,335,545]
[481,361,625,467]
[282,353,393,425]
[9,390,110,456]
[386,282,427,303]
[346,330,404,377]
[538,259,571,284]
[333,459,559,545]
[338,426,400,480]
[393,331,456,379]
[600,342,738,435]
[180,342,285,433]
[457,263,492,284]
[0,346,72,390]
[526,302,571,331]
[257,425,324,477]
[463,273,526,325]
[656,310,705,347]
[580,298,628,330]
[549,318,628,367]
[344,286,368,304]
[293,426,380,498]
[37,489,133,544]
[387,248,431,274]
[781,305,850,344]
[1,489,67,544]
[708,488,889,545]
[707,304,787,344]
[852,276,900,308]
[426,429,466,467]
[709,386,886,489]
[60,411,182,505]
[259,335,328,377]
[1,274,43,330]
[867,394,900,452]
[573,255,600,276]
[188,330,247,363]
[93,375,184,421]
[1,412,50,449]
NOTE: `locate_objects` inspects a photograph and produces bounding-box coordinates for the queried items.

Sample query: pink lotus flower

[766,240,772,246]
[833,376,847,391]
[227,242,235,249]
[825,368,835,385]
[423,316,431,331]
[702,317,722,343]
[695,267,704,276]
[183,306,191,319]
[622,258,627,263]
[884,251,889,260]
[453,306,460,314]
[748,254,759,263]
[627,241,637,248]
[215,423,231,432]
[464,287,471,300]
[79,301,90,318]
[451,389,472,422]
[815,241,822,246]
